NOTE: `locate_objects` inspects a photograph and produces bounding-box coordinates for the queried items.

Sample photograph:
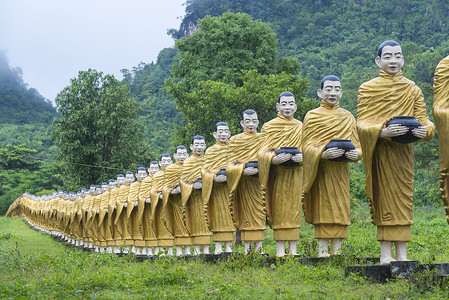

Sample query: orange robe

[126,180,142,246]
[258,113,303,241]
[139,174,158,247]
[302,102,361,239]
[227,130,265,241]
[433,55,449,224]
[357,70,435,241]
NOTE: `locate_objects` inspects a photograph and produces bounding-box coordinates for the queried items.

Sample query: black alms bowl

[324,139,355,162]
[275,147,302,167]
[386,116,422,144]
[216,169,226,176]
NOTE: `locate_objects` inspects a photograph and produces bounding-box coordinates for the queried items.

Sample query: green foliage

[2,211,449,298]
[0,51,56,124]
[52,69,145,190]
[167,70,316,146]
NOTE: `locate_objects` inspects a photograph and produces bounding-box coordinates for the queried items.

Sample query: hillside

[0,51,56,125]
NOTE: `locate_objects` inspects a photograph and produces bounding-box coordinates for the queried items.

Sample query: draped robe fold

[126,180,142,246]
[357,71,435,241]
[162,162,191,246]
[181,153,211,245]
[138,174,158,247]
[107,187,119,246]
[433,55,449,224]
[302,102,362,239]
[202,140,235,242]
[151,168,175,247]
[258,114,303,241]
[98,190,111,246]
[114,184,132,245]
[227,130,265,241]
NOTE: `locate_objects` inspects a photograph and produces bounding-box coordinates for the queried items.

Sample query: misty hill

[0,52,56,124]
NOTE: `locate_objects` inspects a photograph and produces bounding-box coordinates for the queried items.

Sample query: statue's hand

[86,209,89,213]
[322,147,345,160]
[96,210,99,214]
[243,167,258,176]
[193,181,203,190]
[123,202,127,207]
[345,150,358,161]
[272,153,291,165]
[379,124,408,138]
[171,186,181,194]
[134,200,138,207]
[412,126,427,139]
[159,193,163,200]
[145,197,151,204]
[214,175,227,183]
[291,153,303,163]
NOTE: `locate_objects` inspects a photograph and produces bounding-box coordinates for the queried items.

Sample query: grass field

[1,205,449,299]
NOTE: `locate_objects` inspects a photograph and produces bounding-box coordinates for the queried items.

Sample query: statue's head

[174,145,189,163]
[76,191,82,199]
[63,192,70,200]
[89,185,96,195]
[276,91,297,118]
[317,75,342,106]
[58,190,64,197]
[375,40,403,75]
[148,161,160,175]
[116,174,125,186]
[136,167,148,181]
[101,182,109,193]
[159,154,173,169]
[190,135,206,155]
[240,109,259,133]
[125,171,134,184]
[213,122,231,143]
[108,179,116,190]
[95,185,102,195]
[81,188,88,197]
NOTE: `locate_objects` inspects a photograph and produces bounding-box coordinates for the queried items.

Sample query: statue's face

[101,184,109,193]
[125,173,134,184]
[137,170,147,181]
[148,164,159,175]
[58,191,64,197]
[89,186,96,195]
[213,125,231,143]
[116,176,126,186]
[317,80,342,106]
[71,193,77,201]
[63,193,69,200]
[276,96,297,118]
[95,187,102,195]
[159,156,173,169]
[174,148,189,163]
[190,138,206,155]
[108,181,116,190]
[375,45,404,75]
[77,192,81,198]
[240,113,259,133]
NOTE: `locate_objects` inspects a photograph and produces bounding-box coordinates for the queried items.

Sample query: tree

[168,70,317,147]
[52,69,144,190]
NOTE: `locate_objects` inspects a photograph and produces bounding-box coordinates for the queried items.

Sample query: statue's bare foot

[380,256,396,265]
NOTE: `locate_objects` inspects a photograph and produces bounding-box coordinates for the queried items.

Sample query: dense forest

[1,0,449,214]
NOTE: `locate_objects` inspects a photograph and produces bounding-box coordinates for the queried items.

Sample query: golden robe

[81,194,93,242]
[162,162,191,246]
[107,187,119,246]
[357,70,435,241]
[139,175,158,247]
[98,190,111,247]
[114,184,132,245]
[151,168,175,247]
[181,153,211,245]
[302,102,362,239]
[125,180,142,246]
[227,130,265,241]
[433,55,449,223]
[202,140,234,242]
[258,113,303,241]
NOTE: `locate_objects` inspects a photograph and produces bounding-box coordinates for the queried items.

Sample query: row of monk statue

[6,40,449,265]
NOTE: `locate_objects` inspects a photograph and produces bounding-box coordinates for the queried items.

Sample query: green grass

[1,206,449,299]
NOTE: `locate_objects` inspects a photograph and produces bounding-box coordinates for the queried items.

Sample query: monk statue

[162,146,192,256]
[357,40,435,264]
[108,177,121,253]
[126,167,147,254]
[114,172,134,252]
[83,185,96,249]
[227,109,265,254]
[259,92,303,257]
[302,77,362,257]
[433,55,449,223]
[202,122,235,255]
[100,179,116,253]
[150,154,175,255]
[181,136,211,255]
[139,162,160,256]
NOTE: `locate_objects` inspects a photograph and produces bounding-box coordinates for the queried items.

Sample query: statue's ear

[212,132,218,140]
[316,89,322,99]
[375,56,381,68]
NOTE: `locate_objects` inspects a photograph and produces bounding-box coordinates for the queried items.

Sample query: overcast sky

[0,0,186,104]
